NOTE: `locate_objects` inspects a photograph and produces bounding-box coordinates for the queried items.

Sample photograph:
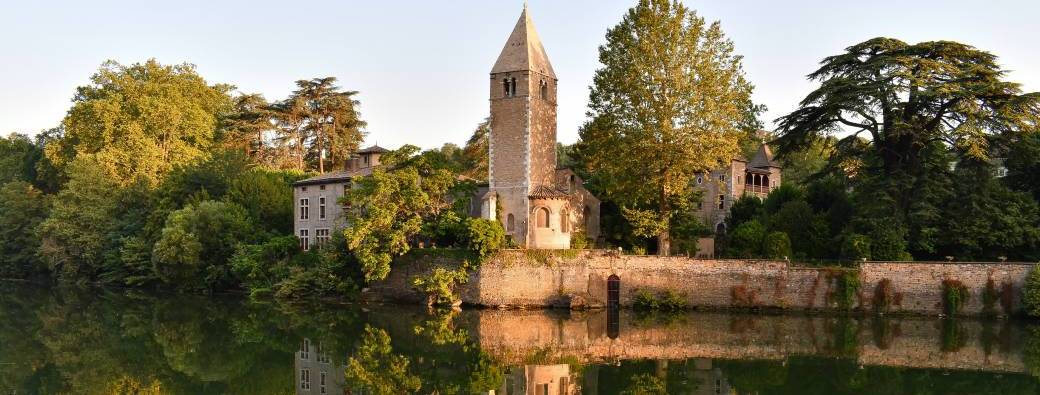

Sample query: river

[1,281,1038,394]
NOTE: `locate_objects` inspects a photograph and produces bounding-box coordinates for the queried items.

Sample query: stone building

[292,145,389,251]
[480,5,601,249]
[295,338,346,395]
[694,139,782,234]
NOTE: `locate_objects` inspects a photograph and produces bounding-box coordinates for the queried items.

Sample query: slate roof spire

[491,4,556,79]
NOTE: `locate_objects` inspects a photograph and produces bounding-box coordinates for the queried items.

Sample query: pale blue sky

[2,1,1038,149]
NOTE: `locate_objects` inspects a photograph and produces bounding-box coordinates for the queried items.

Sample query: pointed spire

[491,5,556,78]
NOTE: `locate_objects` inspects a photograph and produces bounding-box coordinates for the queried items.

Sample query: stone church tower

[483,5,600,249]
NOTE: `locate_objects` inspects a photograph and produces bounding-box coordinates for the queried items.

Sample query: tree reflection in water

[2,282,1040,394]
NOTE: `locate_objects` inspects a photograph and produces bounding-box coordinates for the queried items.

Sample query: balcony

[743,184,774,196]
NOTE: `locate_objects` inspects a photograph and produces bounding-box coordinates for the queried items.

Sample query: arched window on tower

[536,207,550,228]
[503,78,510,97]
[509,78,517,97]
[540,80,548,100]
[560,208,570,233]
[506,214,515,232]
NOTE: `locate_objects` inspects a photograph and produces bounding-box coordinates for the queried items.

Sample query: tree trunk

[657,178,671,256]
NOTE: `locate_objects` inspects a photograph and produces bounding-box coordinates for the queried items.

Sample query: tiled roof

[292,170,353,187]
[357,145,390,154]
[528,185,570,199]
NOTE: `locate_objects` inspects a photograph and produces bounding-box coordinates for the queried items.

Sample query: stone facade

[292,145,388,251]
[484,6,600,249]
[695,141,783,232]
[373,250,1036,316]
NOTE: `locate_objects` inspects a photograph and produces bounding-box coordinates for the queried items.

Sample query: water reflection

[2,282,1040,394]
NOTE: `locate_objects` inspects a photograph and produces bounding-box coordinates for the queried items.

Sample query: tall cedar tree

[577,0,755,255]
[295,77,366,173]
[775,38,1040,219]
[221,93,274,163]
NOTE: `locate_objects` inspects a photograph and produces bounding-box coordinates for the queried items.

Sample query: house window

[299,229,310,251]
[561,209,570,233]
[319,185,325,191]
[696,175,703,185]
[363,155,369,165]
[507,214,515,232]
[320,371,328,394]
[299,198,310,220]
[718,174,725,182]
[300,369,310,390]
[300,339,310,360]
[559,377,569,395]
[302,186,308,192]
[997,166,1008,178]
[718,195,725,209]
[536,207,550,228]
[315,229,330,248]
[538,383,549,395]
[319,196,327,220]
[317,342,329,364]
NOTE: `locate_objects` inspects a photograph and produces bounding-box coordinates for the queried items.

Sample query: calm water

[2,282,1040,394]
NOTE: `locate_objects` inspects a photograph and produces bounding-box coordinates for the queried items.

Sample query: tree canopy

[577,0,758,255]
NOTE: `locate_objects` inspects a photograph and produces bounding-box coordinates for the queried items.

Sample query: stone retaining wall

[370,250,1037,316]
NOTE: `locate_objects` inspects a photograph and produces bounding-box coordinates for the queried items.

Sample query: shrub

[840,233,871,261]
[762,231,792,259]
[633,289,687,311]
[942,279,970,315]
[570,231,589,250]
[462,218,505,262]
[728,220,765,258]
[633,289,659,310]
[832,270,860,311]
[411,266,470,306]
[983,278,999,316]
[1024,266,1040,317]
[152,200,256,291]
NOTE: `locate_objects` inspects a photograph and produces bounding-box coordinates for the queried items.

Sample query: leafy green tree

[577,0,757,255]
[763,231,792,259]
[344,146,459,282]
[37,157,122,281]
[460,119,490,180]
[294,77,367,173]
[1025,267,1040,317]
[936,160,1040,260]
[463,218,505,262]
[0,134,39,184]
[1005,132,1040,202]
[775,38,1040,221]
[270,94,310,170]
[152,200,255,290]
[840,234,872,261]
[726,195,764,230]
[345,326,422,394]
[0,182,50,278]
[225,168,304,235]
[728,220,765,258]
[768,201,827,259]
[49,59,233,182]
[221,93,274,163]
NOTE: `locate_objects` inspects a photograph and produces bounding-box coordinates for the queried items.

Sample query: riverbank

[371,249,1038,317]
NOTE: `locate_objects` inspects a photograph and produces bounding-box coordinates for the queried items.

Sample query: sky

[1,0,1039,149]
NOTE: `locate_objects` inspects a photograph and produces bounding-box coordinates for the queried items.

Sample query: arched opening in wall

[509,78,517,97]
[716,223,727,235]
[540,80,548,100]
[560,209,569,233]
[536,207,550,228]
[506,214,515,232]
[502,78,510,97]
[607,275,620,339]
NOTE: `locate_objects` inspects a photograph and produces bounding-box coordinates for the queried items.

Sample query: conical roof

[749,143,780,168]
[491,5,556,78]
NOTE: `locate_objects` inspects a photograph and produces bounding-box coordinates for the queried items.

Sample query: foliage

[620,373,668,395]
[831,270,860,311]
[293,77,367,173]
[49,59,233,182]
[1005,132,1040,202]
[763,231,792,259]
[411,266,469,307]
[37,157,122,281]
[942,279,970,315]
[577,0,758,255]
[0,182,50,278]
[460,119,490,180]
[840,233,872,261]
[873,278,895,313]
[570,231,589,250]
[728,220,765,258]
[344,326,422,394]
[344,145,461,282]
[224,167,304,235]
[633,289,687,311]
[152,200,256,291]
[726,195,764,230]
[463,218,505,262]
[1024,266,1040,318]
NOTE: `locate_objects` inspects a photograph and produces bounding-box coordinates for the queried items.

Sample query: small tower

[487,5,565,248]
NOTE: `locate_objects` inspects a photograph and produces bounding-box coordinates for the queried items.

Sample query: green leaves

[579,0,757,253]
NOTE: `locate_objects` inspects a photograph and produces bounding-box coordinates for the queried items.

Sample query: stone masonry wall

[371,250,1038,316]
